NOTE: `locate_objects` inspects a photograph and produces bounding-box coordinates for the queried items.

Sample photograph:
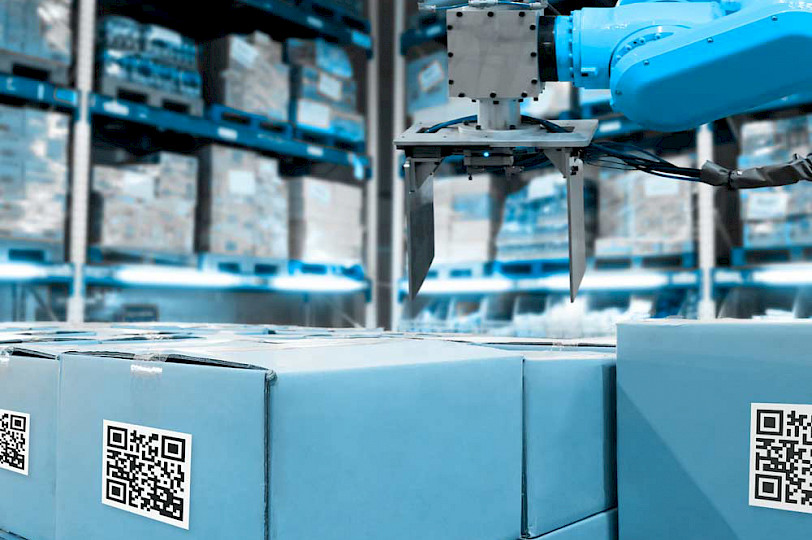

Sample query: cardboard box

[55,338,523,539]
[203,33,289,122]
[198,146,288,258]
[618,320,812,540]
[288,177,363,263]
[523,350,617,537]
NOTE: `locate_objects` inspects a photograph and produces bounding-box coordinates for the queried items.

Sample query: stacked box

[198,145,288,259]
[287,38,365,143]
[96,16,202,101]
[595,156,695,257]
[0,105,68,244]
[91,153,198,255]
[203,32,290,122]
[618,320,812,540]
[739,116,812,248]
[496,173,596,261]
[288,176,363,263]
[0,0,72,66]
[434,175,501,263]
[407,49,448,115]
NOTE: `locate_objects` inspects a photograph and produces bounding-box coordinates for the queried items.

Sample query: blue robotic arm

[547,0,812,131]
[401,0,812,299]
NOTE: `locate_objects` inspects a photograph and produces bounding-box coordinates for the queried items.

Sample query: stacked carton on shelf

[0,105,69,247]
[91,153,198,255]
[97,16,202,104]
[739,116,812,248]
[434,175,502,264]
[286,38,365,144]
[595,156,696,257]
[288,176,363,264]
[202,32,290,122]
[496,172,596,261]
[198,145,288,259]
[0,0,72,68]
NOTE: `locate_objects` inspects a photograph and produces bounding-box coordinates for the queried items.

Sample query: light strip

[270,275,368,293]
[417,277,515,295]
[0,262,49,281]
[114,266,244,288]
[752,266,812,286]
[523,271,670,292]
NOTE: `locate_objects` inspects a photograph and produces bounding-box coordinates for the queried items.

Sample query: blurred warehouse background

[0,0,810,337]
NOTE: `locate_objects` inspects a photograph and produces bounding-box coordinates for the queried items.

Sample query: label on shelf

[306,15,324,29]
[217,127,239,141]
[103,101,130,117]
[351,30,372,49]
[425,25,444,38]
[598,119,623,135]
[306,145,325,158]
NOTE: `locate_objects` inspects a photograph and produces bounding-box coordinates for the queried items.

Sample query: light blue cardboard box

[55,338,523,539]
[0,339,97,540]
[618,320,812,540]
[0,334,200,540]
[522,350,617,538]
[440,336,617,537]
[536,509,617,540]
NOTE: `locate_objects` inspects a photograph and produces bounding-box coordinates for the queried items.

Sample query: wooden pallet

[732,244,812,267]
[0,238,64,264]
[0,49,70,86]
[97,76,204,116]
[594,250,697,270]
[207,104,292,138]
[198,253,286,276]
[293,124,366,153]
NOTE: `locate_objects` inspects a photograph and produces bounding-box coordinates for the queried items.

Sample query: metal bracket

[545,149,586,301]
[404,158,441,299]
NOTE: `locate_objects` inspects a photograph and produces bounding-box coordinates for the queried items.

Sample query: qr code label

[750,403,812,514]
[0,409,29,476]
[102,420,192,529]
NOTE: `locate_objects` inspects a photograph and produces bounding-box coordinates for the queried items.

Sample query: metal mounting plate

[395,120,599,150]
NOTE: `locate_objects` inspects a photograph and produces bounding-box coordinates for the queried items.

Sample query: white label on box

[102,420,192,529]
[746,192,789,221]
[419,60,445,92]
[644,176,680,197]
[297,101,331,131]
[229,170,257,196]
[122,172,156,200]
[0,409,30,476]
[750,403,812,515]
[230,37,259,68]
[308,182,332,205]
[318,73,343,102]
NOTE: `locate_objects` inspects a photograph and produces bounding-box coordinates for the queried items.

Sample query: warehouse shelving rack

[0,0,379,326]
[391,1,812,332]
